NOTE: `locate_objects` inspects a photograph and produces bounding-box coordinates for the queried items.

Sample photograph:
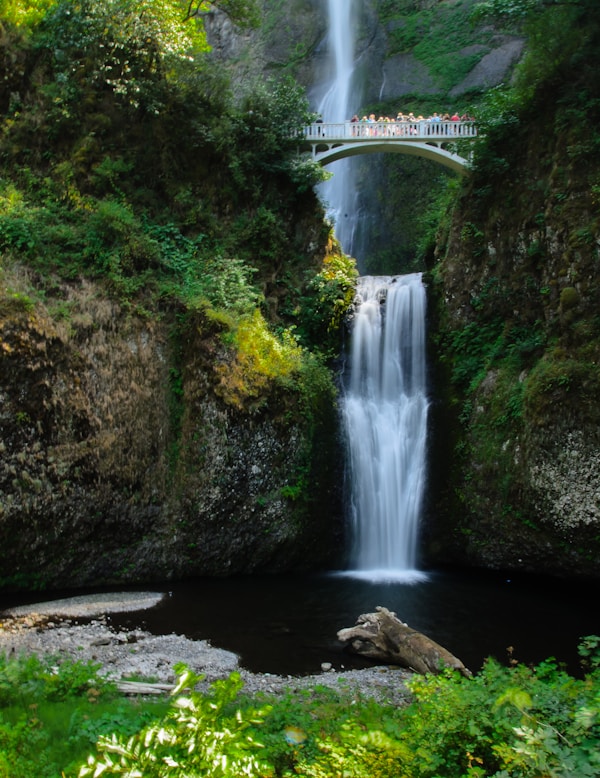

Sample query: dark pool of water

[3,567,597,677]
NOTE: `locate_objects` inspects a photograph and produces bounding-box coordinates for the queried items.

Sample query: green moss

[0,290,36,315]
[559,285,580,311]
[523,352,600,424]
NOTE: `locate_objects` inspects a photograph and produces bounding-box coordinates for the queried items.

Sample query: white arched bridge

[301,121,478,173]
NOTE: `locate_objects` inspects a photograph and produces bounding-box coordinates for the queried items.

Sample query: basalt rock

[0,275,343,590]
[426,41,600,580]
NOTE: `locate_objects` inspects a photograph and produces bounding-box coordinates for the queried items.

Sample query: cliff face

[0,273,343,590]
[206,0,524,106]
[428,50,600,578]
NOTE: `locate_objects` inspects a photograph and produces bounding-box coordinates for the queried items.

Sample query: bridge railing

[303,121,477,142]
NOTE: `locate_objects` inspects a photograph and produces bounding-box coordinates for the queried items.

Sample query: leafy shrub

[0,716,51,778]
[147,222,262,313]
[287,648,600,778]
[286,723,409,778]
[215,309,304,410]
[296,250,358,354]
[0,0,58,28]
[0,644,598,777]
[0,653,117,777]
[0,653,113,707]
[77,665,272,778]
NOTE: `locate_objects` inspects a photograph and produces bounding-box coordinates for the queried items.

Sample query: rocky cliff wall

[427,61,600,579]
[206,0,524,108]
[0,272,343,590]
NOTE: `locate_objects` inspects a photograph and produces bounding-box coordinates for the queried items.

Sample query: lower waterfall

[342,273,429,582]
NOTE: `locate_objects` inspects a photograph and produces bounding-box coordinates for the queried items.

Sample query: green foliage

[225,74,326,196]
[206,0,261,29]
[512,3,587,105]
[0,286,36,316]
[0,184,38,255]
[0,0,57,27]
[0,653,112,777]
[38,0,211,95]
[523,350,600,423]
[0,0,257,39]
[559,285,580,311]
[471,0,541,23]
[0,645,599,777]
[77,665,272,777]
[579,636,600,673]
[228,206,289,266]
[270,646,600,778]
[439,309,548,502]
[0,0,328,381]
[447,318,505,391]
[0,652,114,706]
[214,308,304,410]
[295,250,358,355]
[0,653,172,777]
[381,652,599,778]
[286,724,408,778]
[147,223,262,314]
[470,0,600,180]
[415,176,462,266]
[237,75,315,155]
[472,0,594,24]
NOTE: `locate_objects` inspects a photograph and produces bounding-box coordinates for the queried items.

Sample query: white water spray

[317,0,359,255]
[342,275,429,582]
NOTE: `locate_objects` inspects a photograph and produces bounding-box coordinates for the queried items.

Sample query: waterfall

[317,0,359,257]
[315,3,429,581]
[342,275,429,582]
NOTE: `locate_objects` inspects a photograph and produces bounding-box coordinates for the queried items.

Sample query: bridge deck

[303,121,477,143]
[300,121,478,172]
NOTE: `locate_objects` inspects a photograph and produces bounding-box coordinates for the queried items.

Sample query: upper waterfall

[316,0,360,258]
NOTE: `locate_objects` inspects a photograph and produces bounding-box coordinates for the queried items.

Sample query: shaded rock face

[378,53,439,100]
[449,38,525,96]
[0,277,343,590]
[204,0,328,94]
[427,77,600,580]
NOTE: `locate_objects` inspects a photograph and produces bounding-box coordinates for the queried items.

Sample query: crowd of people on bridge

[347,110,476,137]
[312,110,476,139]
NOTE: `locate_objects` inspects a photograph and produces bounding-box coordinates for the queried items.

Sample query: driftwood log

[117,681,173,695]
[337,606,472,677]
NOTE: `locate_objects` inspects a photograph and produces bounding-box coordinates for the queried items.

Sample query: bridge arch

[302,121,476,174]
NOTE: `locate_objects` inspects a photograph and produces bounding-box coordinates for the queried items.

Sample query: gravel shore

[0,592,413,706]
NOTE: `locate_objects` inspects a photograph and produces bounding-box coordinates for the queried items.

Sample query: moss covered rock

[0,271,343,590]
